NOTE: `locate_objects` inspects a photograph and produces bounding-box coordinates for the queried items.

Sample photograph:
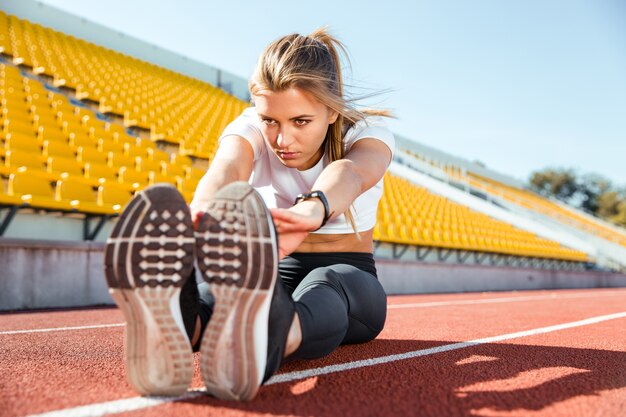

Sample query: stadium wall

[0,0,250,100]
[2,239,626,311]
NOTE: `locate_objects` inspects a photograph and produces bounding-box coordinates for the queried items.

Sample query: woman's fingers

[189,206,204,231]
[271,209,307,232]
[270,208,322,232]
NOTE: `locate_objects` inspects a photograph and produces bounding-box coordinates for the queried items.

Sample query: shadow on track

[179,338,626,417]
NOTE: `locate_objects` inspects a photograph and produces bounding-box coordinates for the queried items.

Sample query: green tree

[597,191,621,219]
[528,168,625,229]
[611,200,626,227]
[530,169,578,200]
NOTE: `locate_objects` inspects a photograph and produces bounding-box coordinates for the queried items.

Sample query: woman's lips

[277,151,298,160]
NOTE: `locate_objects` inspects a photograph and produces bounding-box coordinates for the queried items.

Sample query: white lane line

[387,290,626,309]
[0,324,124,335]
[6,291,624,335]
[26,311,626,417]
[26,392,205,417]
[267,311,626,384]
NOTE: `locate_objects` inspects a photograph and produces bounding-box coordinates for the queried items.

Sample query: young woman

[104,28,394,401]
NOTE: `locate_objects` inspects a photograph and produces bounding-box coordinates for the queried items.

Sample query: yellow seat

[47,156,83,178]
[146,170,174,185]
[0,174,24,206]
[123,142,146,159]
[186,166,206,181]
[37,126,67,144]
[117,166,149,189]
[43,140,75,159]
[4,149,46,172]
[84,162,118,183]
[4,133,41,153]
[76,146,108,165]
[97,183,133,213]
[69,134,98,149]
[98,138,124,154]
[162,162,186,177]
[7,171,71,211]
[136,157,161,173]
[171,154,193,167]
[108,152,136,169]
[4,119,35,136]
[176,177,199,195]
[55,177,109,214]
[146,148,171,163]
[136,138,157,149]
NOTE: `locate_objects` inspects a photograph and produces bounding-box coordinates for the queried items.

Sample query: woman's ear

[328,109,339,124]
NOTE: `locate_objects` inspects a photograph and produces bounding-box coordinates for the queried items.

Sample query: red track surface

[2,288,626,417]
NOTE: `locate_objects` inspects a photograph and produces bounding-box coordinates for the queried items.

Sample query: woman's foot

[194,181,295,401]
[104,184,196,396]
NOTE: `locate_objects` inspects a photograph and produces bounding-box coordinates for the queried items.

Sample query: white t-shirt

[218,107,395,234]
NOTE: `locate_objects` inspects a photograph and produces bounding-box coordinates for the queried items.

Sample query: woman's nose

[276,131,293,148]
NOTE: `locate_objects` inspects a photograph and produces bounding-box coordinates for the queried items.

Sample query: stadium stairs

[1,1,626,311]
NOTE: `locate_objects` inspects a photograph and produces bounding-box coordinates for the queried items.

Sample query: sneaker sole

[195,182,278,401]
[104,184,196,396]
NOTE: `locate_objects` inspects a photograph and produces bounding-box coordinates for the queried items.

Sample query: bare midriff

[294,228,374,254]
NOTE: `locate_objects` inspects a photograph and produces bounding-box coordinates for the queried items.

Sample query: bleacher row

[0,11,248,160]
[0,11,590,262]
[0,63,204,213]
[465,172,626,249]
[411,148,626,250]
[374,175,587,261]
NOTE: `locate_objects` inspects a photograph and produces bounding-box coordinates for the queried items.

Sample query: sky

[37,0,626,185]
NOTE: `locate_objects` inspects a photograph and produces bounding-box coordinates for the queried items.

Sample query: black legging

[196,252,387,360]
[279,252,387,359]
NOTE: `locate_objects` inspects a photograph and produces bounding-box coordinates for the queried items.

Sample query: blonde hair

[249,27,391,232]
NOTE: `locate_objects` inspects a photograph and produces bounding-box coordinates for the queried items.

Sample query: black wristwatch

[294,190,333,230]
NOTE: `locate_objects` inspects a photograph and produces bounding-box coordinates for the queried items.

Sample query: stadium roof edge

[395,134,527,189]
[0,0,251,101]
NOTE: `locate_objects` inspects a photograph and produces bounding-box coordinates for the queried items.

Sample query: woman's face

[253,87,338,170]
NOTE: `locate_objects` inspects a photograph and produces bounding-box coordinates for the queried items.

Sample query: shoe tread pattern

[104,185,195,396]
[195,182,277,401]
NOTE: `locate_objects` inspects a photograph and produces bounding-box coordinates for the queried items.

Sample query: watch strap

[294,190,332,230]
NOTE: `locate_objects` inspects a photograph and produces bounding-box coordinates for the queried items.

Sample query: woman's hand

[189,205,205,231]
[270,200,325,259]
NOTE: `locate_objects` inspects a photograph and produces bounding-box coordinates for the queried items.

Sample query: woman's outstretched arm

[189,135,254,219]
[272,137,392,233]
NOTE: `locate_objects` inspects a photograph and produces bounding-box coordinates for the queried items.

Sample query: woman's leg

[290,264,387,359]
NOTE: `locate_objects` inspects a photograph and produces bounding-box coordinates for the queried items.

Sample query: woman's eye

[262,119,276,126]
[295,119,310,126]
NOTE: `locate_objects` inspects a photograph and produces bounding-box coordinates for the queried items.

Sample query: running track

[2,288,626,417]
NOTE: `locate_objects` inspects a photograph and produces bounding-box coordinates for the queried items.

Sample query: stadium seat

[170,153,193,168]
[83,162,118,184]
[136,157,161,173]
[162,161,186,178]
[146,147,170,163]
[123,142,146,159]
[7,170,71,211]
[4,132,41,153]
[55,177,109,214]
[76,146,108,165]
[4,149,46,172]
[98,139,125,154]
[97,183,133,213]
[107,152,136,169]
[43,140,75,159]
[117,166,148,189]
[46,156,83,178]
[69,134,98,149]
